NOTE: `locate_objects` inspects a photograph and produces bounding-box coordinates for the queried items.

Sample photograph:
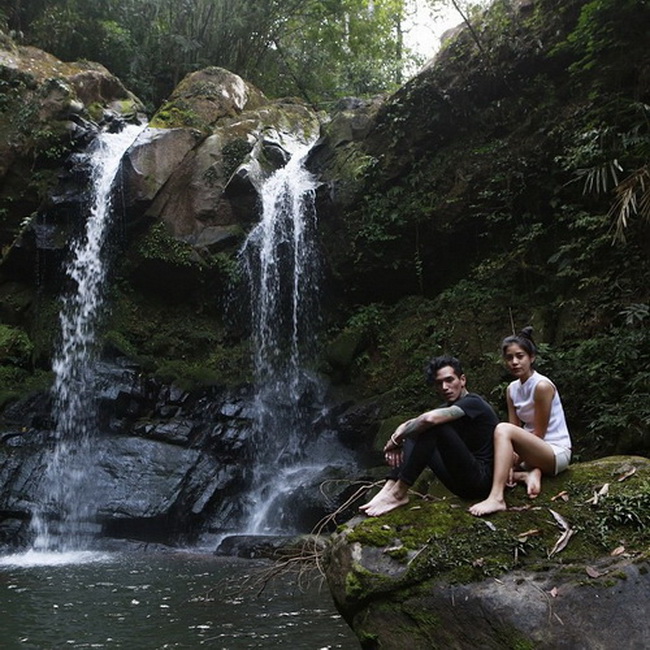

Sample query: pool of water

[0,550,359,649]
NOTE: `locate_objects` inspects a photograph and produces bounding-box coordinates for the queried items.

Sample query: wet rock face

[0,358,367,550]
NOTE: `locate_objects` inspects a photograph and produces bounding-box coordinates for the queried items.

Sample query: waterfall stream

[238,143,351,534]
[31,122,146,551]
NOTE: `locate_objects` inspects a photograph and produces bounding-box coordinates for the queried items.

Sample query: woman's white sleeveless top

[508,371,571,449]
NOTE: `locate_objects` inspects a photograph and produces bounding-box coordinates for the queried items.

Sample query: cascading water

[239,142,351,534]
[31,122,146,552]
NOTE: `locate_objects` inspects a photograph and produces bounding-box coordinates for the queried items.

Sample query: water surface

[0,550,358,649]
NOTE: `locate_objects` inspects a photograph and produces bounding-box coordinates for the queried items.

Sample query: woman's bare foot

[359,480,395,511]
[468,496,507,517]
[524,468,542,499]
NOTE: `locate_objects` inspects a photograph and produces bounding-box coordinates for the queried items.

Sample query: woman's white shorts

[550,444,572,475]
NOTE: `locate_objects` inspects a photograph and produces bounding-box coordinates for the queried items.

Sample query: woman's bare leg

[469,423,555,516]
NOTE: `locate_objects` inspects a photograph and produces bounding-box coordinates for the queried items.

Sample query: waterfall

[238,143,338,534]
[31,122,145,551]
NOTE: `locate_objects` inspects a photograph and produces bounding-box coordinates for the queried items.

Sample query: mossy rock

[326,456,650,648]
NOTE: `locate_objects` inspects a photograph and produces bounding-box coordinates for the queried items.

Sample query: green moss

[150,101,205,130]
[349,500,458,548]
[345,570,366,600]
[87,102,105,122]
[0,366,52,409]
[105,286,251,388]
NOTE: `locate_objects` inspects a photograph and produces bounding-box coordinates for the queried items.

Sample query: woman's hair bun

[502,325,537,357]
[519,325,535,340]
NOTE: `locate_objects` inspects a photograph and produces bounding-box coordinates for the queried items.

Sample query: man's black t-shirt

[450,392,498,465]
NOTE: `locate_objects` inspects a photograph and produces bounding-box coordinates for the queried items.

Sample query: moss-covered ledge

[324,456,650,649]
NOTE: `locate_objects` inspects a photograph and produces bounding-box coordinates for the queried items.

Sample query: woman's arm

[506,388,519,425]
[532,380,555,438]
[506,388,521,470]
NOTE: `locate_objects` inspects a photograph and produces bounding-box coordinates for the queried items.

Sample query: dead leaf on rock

[548,509,575,557]
[551,490,569,502]
[517,528,541,542]
[548,587,558,598]
[384,545,403,554]
[548,527,575,557]
[617,467,637,482]
[585,483,610,505]
[586,566,602,579]
[549,509,570,531]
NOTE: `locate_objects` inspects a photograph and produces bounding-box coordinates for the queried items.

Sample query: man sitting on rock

[360,356,498,517]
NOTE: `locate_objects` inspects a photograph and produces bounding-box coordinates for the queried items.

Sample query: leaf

[597,483,610,496]
[610,545,625,556]
[482,520,497,532]
[551,490,570,502]
[549,508,570,531]
[548,587,558,598]
[617,467,637,482]
[586,566,601,579]
[548,528,575,557]
[517,528,541,542]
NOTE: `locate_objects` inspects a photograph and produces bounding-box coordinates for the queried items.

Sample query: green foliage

[563,0,650,77]
[550,325,650,458]
[0,324,33,366]
[136,222,196,267]
[595,480,650,536]
[10,0,416,107]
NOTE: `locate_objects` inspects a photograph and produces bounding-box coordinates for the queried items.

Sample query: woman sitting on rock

[469,327,572,516]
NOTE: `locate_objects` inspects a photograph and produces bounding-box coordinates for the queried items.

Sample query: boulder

[137,100,322,242]
[325,456,650,649]
[149,66,267,130]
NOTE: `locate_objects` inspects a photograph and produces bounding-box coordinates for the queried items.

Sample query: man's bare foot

[524,468,542,499]
[468,497,507,517]
[359,480,395,511]
[364,490,409,517]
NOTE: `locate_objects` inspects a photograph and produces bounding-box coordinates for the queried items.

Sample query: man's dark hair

[425,355,464,384]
